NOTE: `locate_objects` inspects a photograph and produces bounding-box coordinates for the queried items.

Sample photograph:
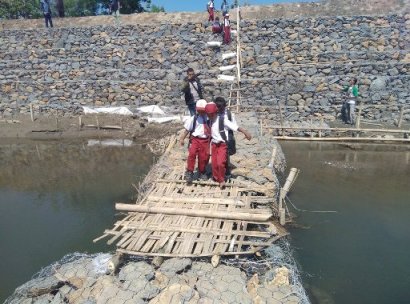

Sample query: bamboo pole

[269,126,410,134]
[356,103,363,129]
[274,136,410,142]
[30,104,34,122]
[115,203,272,222]
[147,196,246,206]
[78,115,82,130]
[278,103,284,136]
[398,107,404,128]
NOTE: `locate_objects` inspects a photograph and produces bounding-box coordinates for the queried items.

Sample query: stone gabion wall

[0,13,409,123]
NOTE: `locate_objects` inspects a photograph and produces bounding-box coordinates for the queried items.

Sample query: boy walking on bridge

[205,100,252,189]
[180,100,211,185]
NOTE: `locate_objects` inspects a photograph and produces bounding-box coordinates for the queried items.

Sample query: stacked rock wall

[0,13,409,123]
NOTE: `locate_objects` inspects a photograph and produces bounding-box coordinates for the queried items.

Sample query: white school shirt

[211,116,239,143]
[224,18,230,27]
[184,115,209,139]
[189,81,200,102]
[208,1,214,8]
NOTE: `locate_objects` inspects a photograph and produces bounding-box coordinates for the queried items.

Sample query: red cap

[205,102,218,114]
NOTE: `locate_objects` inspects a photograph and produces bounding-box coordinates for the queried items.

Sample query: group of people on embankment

[180,68,251,189]
[207,0,232,44]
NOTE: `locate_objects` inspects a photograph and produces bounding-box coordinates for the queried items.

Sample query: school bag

[218,110,236,155]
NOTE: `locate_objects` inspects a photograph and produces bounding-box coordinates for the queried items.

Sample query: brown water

[0,139,153,303]
[281,142,410,304]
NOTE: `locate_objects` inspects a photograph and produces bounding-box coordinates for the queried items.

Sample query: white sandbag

[217,75,236,81]
[83,106,133,116]
[137,105,165,115]
[87,139,133,147]
[207,41,222,47]
[147,116,181,123]
[222,52,236,60]
[219,65,236,71]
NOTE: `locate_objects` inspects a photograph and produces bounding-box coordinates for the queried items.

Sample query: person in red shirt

[205,101,252,189]
[180,99,211,184]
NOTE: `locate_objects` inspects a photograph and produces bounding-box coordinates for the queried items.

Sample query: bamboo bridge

[94,129,289,258]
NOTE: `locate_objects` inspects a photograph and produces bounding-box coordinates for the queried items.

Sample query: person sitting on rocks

[341,78,359,125]
[40,0,53,28]
[212,17,223,34]
[181,68,204,116]
[223,13,231,44]
[207,0,215,22]
[205,101,252,189]
[180,99,211,185]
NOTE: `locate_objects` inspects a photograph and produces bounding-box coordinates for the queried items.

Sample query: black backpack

[219,110,236,155]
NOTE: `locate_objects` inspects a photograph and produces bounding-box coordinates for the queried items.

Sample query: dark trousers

[44,12,53,28]
[187,102,196,116]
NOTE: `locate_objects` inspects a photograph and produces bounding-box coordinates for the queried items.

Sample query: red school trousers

[208,8,214,21]
[187,137,210,173]
[223,25,231,44]
[211,142,228,183]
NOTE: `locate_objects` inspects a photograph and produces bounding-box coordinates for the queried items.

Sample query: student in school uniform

[180,99,211,184]
[207,0,215,22]
[223,13,231,44]
[212,16,223,34]
[205,101,252,189]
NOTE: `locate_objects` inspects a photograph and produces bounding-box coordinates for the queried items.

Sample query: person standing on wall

[110,0,121,26]
[223,13,231,44]
[205,101,252,189]
[179,99,211,184]
[181,68,204,116]
[342,78,359,125]
[40,0,53,28]
[221,0,229,17]
[207,0,215,22]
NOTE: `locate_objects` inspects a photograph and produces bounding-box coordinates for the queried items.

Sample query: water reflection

[0,139,153,302]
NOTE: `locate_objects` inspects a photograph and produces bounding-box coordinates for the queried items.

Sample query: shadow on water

[0,139,154,303]
[281,142,410,304]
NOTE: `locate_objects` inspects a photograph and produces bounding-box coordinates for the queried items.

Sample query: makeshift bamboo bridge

[94,134,287,258]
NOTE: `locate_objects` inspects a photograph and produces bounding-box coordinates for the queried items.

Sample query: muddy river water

[1,139,409,303]
[281,142,410,304]
[0,139,153,303]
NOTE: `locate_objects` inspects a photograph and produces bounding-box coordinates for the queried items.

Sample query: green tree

[0,0,41,19]
[150,4,164,12]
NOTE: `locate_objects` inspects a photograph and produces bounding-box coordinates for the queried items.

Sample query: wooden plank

[116,231,134,247]
[116,203,272,222]
[274,136,410,142]
[147,196,246,206]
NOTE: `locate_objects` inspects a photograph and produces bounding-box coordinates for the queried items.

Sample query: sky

[150,0,317,12]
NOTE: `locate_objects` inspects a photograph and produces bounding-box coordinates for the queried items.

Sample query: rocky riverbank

[5,249,307,304]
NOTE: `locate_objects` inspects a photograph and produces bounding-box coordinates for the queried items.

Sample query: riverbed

[281,142,410,304]
[0,139,153,303]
